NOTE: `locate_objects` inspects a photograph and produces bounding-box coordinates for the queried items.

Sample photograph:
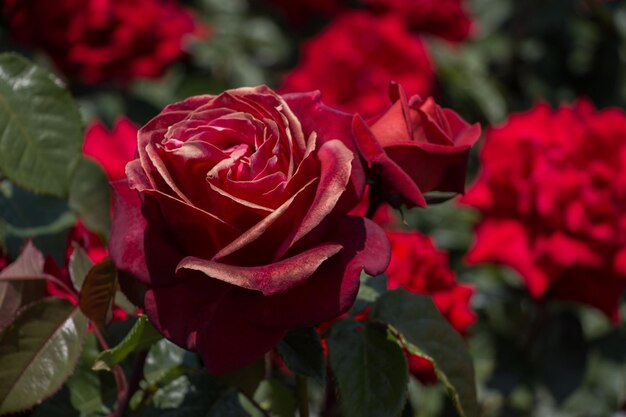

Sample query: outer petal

[246,216,390,329]
[144,274,286,374]
[109,180,182,286]
[177,243,342,295]
[384,142,472,194]
[352,115,426,208]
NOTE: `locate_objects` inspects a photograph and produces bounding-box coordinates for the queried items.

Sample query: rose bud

[352,82,481,208]
[109,86,390,374]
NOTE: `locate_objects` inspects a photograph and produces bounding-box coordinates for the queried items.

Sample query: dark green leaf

[0,298,88,414]
[0,241,46,329]
[93,314,162,371]
[370,290,478,417]
[78,258,117,330]
[253,379,295,417]
[143,372,249,417]
[0,180,75,263]
[327,319,408,417]
[68,245,93,292]
[276,327,325,382]
[66,333,109,416]
[69,158,111,239]
[0,53,83,197]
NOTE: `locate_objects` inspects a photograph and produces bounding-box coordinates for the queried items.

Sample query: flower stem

[296,374,310,417]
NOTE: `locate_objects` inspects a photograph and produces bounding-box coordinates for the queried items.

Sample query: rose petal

[246,216,390,329]
[177,243,342,295]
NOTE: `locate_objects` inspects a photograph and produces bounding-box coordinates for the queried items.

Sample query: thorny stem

[93,326,129,417]
[115,350,148,417]
[296,374,310,417]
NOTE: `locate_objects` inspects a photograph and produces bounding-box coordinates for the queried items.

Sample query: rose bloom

[386,230,475,382]
[109,86,390,374]
[84,117,139,181]
[462,101,626,322]
[363,0,473,42]
[280,12,434,119]
[353,83,481,208]
[3,0,199,83]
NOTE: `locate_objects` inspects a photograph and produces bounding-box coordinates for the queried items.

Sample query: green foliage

[0,179,75,263]
[69,158,111,239]
[327,318,409,417]
[93,314,162,372]
[0,298,88,414]
[0,53,83,197]
[253,379,296,417]
[68,245,93,292]
[276,327,326,383]
[371,290,478,417]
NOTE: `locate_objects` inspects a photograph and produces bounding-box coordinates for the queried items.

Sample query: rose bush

[353,83,481,208]
[3,0,199,83]
[280,12,434,119]
[462,101,626,321]
[109,86,391,374]
[385,230,475,382]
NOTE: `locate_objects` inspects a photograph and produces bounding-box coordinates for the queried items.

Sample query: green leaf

[66,334,109,416]
[370,290,478,417]
[78,257,117,330]
[93,314,162,371]
[276,327,325,383]
[69,158,111,239]
[0,179,75,263]
[0,241,46,330]
[68,245,93,292]
[253,379,295,417]
[143,372,249,417]
[0,53,83,197]
[0,298,88,414]
[327,319,409,417]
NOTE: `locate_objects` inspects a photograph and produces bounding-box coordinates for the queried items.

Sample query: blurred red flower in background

[385,230,475,382]
[363,0,474,42]
[3,0,200,84]
[280,12,434,119]
[462,101,626,322]
[83,117,139,181]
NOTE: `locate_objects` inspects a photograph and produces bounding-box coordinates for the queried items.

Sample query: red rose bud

[461,101,626,322]
[386,230,475,382]
[3,0,201,84]
[109,86,391,374]
[280,12,434,119]
[353,83,481,208]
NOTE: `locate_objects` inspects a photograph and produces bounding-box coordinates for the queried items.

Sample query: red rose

[84,117,139,181]
[280,12,434,119]
[462,101,626,322]
[386,231,475,382]
[109,86,390,374]
[353,83,481,208]
[3,0,200,83]
[363,0,474,42]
